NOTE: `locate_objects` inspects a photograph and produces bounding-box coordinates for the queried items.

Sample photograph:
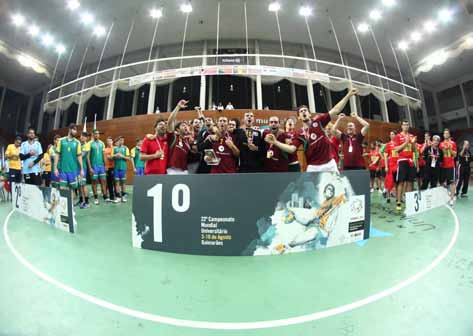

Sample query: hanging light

[229,84,234,92]
[277,85,281,93]
[182,86,187,93]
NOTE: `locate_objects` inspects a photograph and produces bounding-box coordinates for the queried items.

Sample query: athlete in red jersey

[368,142,381,192]
[439,129,457,205]
[166,100,192,175]
[332,112,370,170]
[265,88,358,172]
[202,116,241,174]
[263,116,290,172]
[140,100,188,175]
[325,123,342,168]
[284,118,300,172]
[393,120,418,211]
[381,131,398,203]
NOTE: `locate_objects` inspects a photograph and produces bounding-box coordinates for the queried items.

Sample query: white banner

[11,183,76,233]
[404,187,450,217]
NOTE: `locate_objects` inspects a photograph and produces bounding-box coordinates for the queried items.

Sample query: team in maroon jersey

[139,91,468,208]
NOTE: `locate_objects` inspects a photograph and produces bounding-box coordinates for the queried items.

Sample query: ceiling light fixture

[369,9,382,21]
[438,8,453,23]
[150,8,163,19]
[426,49,448,66]
[41,33,54,46]
[17,54,36,68]
[93,25,106,37]
[382,0,396,7]
[27,25,40,37]
[410,31,422,43]
[299,6,312,17]
[12,14,26,27]
[55,44,66,54]
[268,2,281,12]
[398,40,409,51]
[180,3,193,13]
[466,37,473,45]
[66,0,80,10]
[80,12,94,25]
[423,20,437,33]
[357,23,370,33]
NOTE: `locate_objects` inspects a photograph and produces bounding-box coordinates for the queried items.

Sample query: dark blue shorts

[135,167,144,176]
[92,165,106,180]
[114,169,127,182]
[59,171,79,189]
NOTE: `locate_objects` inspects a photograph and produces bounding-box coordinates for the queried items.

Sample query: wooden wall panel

[48,110,419,183]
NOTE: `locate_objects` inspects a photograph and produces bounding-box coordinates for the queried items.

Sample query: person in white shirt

[226,102,235,110]
[217,102,224,111]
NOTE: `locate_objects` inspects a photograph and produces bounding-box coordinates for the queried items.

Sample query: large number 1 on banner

[147,183,191,243]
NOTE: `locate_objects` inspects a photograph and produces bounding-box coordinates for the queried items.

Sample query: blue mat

[356,224,393,247]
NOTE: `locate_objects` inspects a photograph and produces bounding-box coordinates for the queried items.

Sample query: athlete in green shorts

[87,129,109,205]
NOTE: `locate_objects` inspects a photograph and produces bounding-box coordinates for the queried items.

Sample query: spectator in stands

[217,102,224,111]
[456,140,471,198]
[331,111,370,171]
[421,135,443,190]
[131,138,145,176]
[202,116,241,174]
[20,128,43,185]
[5,136,22,187]
[439,129,457,206]
[263,116,289,172]
[54,124,83,198]
[284,118,300,172]
[226,102,235,110]
[265,88,358,173]
[88,129,109,204]
[113,136,131,203]
[104,137,116,201]
[240,112,264,173]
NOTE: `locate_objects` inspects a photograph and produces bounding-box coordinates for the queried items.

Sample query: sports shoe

[105,197,111,202]
[121,197,127,203]
[396,203,402,211]
[94,199,99,205]
[461,194,468,198]
[370,188,374,193]
[386,198,391,204]
[79,202,89,209]
[448,199,454,206]
[113,198,121,204]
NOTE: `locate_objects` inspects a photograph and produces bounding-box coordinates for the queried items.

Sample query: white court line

[3,206,459,330]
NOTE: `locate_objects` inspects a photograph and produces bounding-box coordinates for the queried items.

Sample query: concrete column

[290,81,297,109]
[76,69,89,125]
[346,69,358,115]
[199,41,208,109]
[433,91,443,131]
[303,46,316,113]
[459,83,471,128]
[167,81,174,112]
[207,76,213,109]
[53,97,61,130]
[416,81,430,130]
[147,48,160,114]
[103,96,109,120]
[255,40,263,110]
[380,98,389,122]
[105,59,120,120]
[23,95,34,132]
[131,89,138,116]
[0,86,7,123]
[36,90,47,134]
[251,79,256,109]
[325,87,333,110]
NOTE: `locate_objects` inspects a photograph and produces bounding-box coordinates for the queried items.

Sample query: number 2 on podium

[147,183,191,243]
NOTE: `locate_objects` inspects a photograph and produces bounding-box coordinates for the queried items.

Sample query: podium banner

[132,171,370,256]
[404,187,450,217]
[12,183,76,233]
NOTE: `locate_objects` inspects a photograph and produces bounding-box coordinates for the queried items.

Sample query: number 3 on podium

[147,183,191,243]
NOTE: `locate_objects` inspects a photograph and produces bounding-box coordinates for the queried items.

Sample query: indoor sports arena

[1,0,473,335]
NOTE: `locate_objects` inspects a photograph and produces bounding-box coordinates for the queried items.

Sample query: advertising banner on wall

[132,171,370,256]
[11,183,76,233]
[404,187,450,217]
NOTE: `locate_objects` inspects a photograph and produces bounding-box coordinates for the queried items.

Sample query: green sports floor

[1,191,472,336]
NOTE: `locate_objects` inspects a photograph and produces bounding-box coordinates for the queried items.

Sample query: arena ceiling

[1,0,473,94]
